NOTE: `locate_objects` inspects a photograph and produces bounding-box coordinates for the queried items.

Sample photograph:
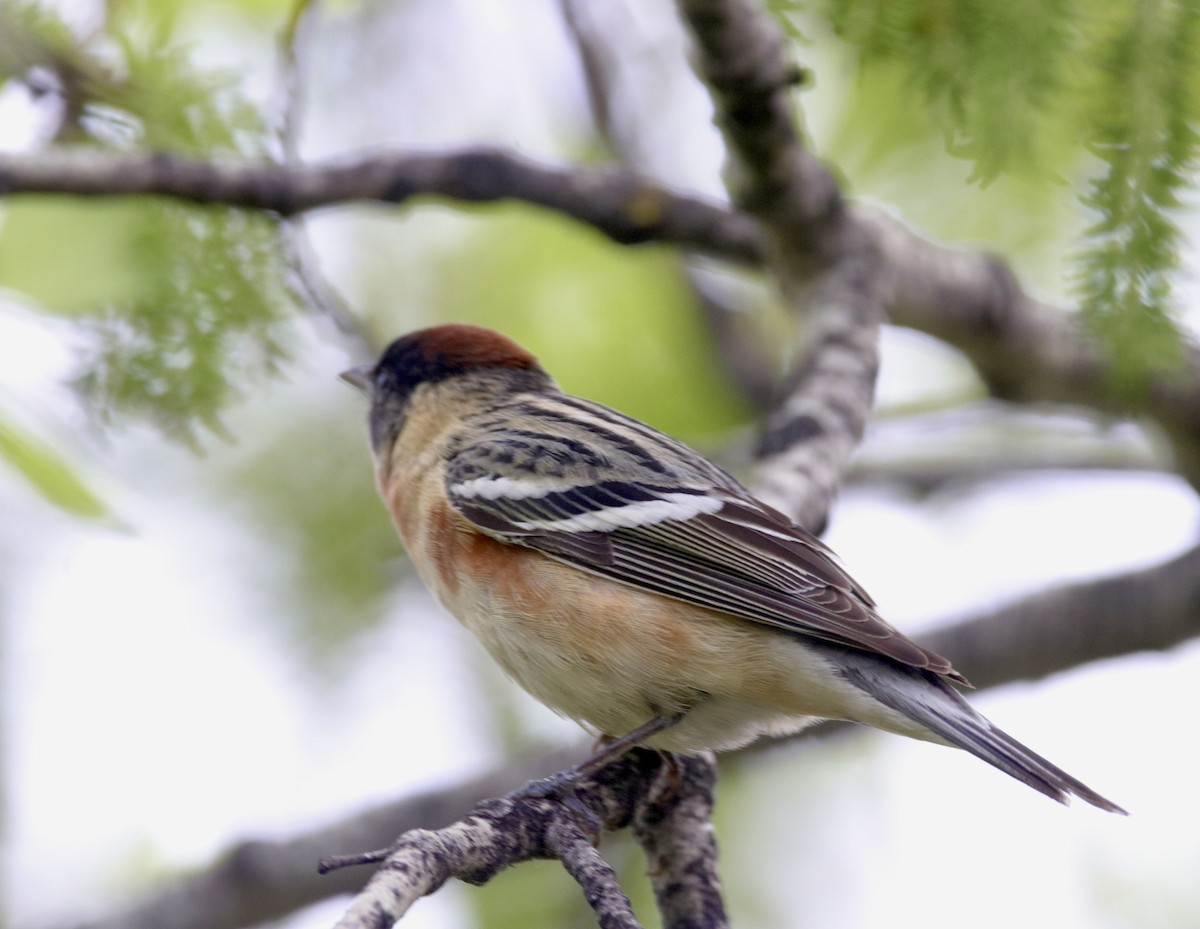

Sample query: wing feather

[445,406,965,684]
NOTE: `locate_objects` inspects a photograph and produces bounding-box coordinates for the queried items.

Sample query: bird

[342,323,1124,814]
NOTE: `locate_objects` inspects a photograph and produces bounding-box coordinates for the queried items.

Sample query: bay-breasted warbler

[344,324,1123,813]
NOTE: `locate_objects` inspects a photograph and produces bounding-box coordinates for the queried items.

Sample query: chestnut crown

[350,324,552,454]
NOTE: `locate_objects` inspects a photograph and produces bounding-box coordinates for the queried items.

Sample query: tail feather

[837,652,1127,814]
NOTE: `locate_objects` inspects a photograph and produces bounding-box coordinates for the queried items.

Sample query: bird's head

[342,324,552,456]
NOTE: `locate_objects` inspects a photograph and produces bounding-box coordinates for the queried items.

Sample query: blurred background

[2,1,1199,928]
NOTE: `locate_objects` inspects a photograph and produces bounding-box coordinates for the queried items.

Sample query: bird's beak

[339,365,374,396]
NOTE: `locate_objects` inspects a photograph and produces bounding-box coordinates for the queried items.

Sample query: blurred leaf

[1075,0,1198,391]
[109,0,298,30]
[793,0,1199,382]
[823,56,1081,294]
[225,401,402,668]
[72,202,293,443]
[101,37,267,155]
[797,0,1083,183]
[0,198,152,313]
[0,405,111,521]
[0,1,102,86]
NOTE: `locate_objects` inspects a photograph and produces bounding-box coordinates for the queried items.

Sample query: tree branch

[862,211,1200,488]
[923,541,1200,690]
[0,147,762,263]
[673,0,838,260]
[847,406,1167,493]
[56,746,585,929]
[675,0,883,532]
[273,0,378,358]
[326,750,700,929]
[632,753,728,929]
[558,0,781,410]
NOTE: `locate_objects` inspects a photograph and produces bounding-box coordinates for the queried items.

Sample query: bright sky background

[3,3,1200,929]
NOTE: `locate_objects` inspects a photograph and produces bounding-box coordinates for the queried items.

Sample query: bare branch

[0,147,762,263]
[328,750,687,929]
[673,0,884,531]
[847,406,1167,492]
[559,0,780,410]
[673,0,839,261]
[632,753,728,929]
[557,0,623,153]
[685,264,781,410]
[923,542,1200,690]
[544,821,643,929]
[273,0,379,359]
[862,211,1200,487]
[326,827,456,929]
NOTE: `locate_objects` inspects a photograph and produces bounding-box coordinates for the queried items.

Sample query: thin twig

[558,0,779,409]
[274,0,395,359]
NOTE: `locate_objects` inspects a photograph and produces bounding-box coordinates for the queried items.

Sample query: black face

[365,333,458,455]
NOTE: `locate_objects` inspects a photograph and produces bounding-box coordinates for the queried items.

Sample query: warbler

[344,323,1123,813]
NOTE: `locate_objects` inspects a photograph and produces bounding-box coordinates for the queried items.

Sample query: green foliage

[0,2,293,443]
[0,2,83,83]
[813,0,1080,182]
[72,202,291,443]
[1076,0,1199,389]
[780,0,1200,388]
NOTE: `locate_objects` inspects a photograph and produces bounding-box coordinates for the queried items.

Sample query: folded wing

[447,443,965,683]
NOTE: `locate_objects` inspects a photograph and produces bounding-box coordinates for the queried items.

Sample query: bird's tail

[837,652,1126,814]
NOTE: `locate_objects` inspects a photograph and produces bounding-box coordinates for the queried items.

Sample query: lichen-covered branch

[632,753,728,929]
[674,0,884,531]
[326,750,705,929]
[672,0,841,262]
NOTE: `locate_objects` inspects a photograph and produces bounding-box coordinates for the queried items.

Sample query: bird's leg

[513,713,685,803]
[647,747,684,806]
[577,713,685,780]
